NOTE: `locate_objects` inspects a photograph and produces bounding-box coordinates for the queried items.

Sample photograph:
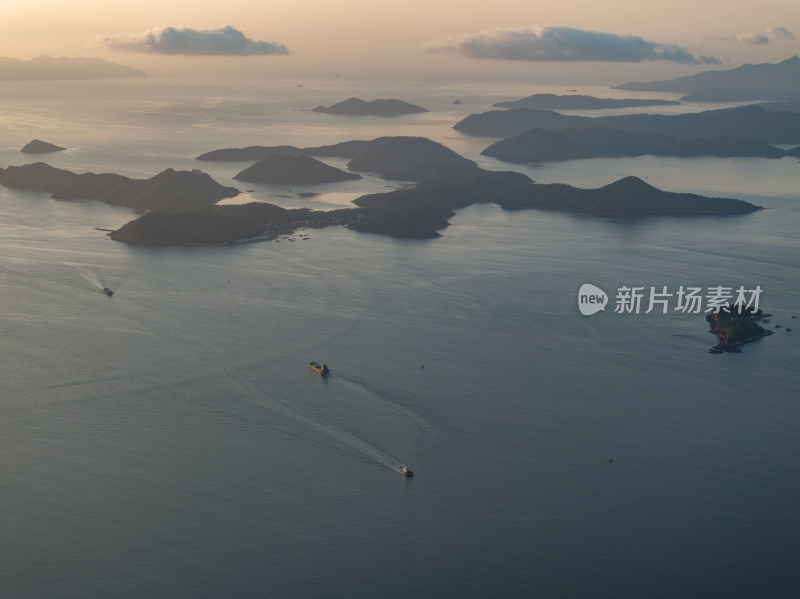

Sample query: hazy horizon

[1,1,798,85]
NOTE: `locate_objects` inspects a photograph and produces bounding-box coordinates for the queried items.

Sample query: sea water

[0,78,799,598]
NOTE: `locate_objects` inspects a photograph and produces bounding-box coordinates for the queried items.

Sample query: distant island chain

[5,56,800,245]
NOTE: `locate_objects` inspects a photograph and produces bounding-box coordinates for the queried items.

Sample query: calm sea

[1,78,799,598]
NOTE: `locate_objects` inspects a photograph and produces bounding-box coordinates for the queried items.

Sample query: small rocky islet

[20,139,66,154]
[706,308,774,353]
[311,97,429,116]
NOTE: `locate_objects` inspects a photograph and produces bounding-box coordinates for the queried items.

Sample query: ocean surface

[1,77,799,598]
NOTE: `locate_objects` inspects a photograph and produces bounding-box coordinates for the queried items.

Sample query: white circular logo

[578,283,608,316]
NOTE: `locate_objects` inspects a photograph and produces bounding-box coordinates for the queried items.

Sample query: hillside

[0,55,145,80]
[233,154,362,184]
[493,94,679,110]
[0,163,239,212]
[454,105,800,142]
[482,127,795,163]
[614,56,800,101]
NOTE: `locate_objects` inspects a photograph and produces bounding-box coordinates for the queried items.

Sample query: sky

[0,0,797,84]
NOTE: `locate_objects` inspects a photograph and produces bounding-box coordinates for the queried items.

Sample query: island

[21,139,66,154]
[336,136,479,182]
[492,93,679,110]
[453,104,800,143]
[233,154,362,184]
[0,138,763,245]
[196,145,306,161]
[490,176,761,216]
[756,98,800,113]
[311,97,429,116]
[677,89,769,103]
[0,55,145,80]
[482,127,799,163]
[349,170,530,238]
[199,136,484,183]
[614,55,800,102]
[706,308,773,353]
[0,163,239,212]
[350,174,760,239]
[105,173,760,244]
[109,204,347,245]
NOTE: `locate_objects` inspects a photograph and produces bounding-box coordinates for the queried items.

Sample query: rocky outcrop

[707,310,773,353]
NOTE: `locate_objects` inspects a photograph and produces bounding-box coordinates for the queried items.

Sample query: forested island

[198,136,484,183]
[482,127,800,163]
[0,136,763,245]
[0,163,238,212]
[454,104,800,142]
[233,154,362,184]
[105,172,760,244]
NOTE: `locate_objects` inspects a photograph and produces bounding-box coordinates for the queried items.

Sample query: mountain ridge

[0,55,145,80]
[614,55,800,101]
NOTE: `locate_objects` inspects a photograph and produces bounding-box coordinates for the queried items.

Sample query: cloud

[100,26,288,56]
[766,26,795,40]
[425,26,719,65]
[730,26,795,45]
[736,33,770,45]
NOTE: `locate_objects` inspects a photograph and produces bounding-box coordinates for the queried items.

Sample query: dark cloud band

[426,26,719,65]
[100,25,288,56]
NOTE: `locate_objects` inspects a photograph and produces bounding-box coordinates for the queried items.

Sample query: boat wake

[207,358,425,473]
[0,263,125,296]
[272,401,400,470]
[255,369,428,473]
[102,298,427,475]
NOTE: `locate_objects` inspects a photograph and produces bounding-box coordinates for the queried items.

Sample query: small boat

[398,464,414,477]
[103,287,113,296]
[309,362,329,375]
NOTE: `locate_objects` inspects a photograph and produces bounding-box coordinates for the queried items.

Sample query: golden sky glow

[0,1,797,82]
